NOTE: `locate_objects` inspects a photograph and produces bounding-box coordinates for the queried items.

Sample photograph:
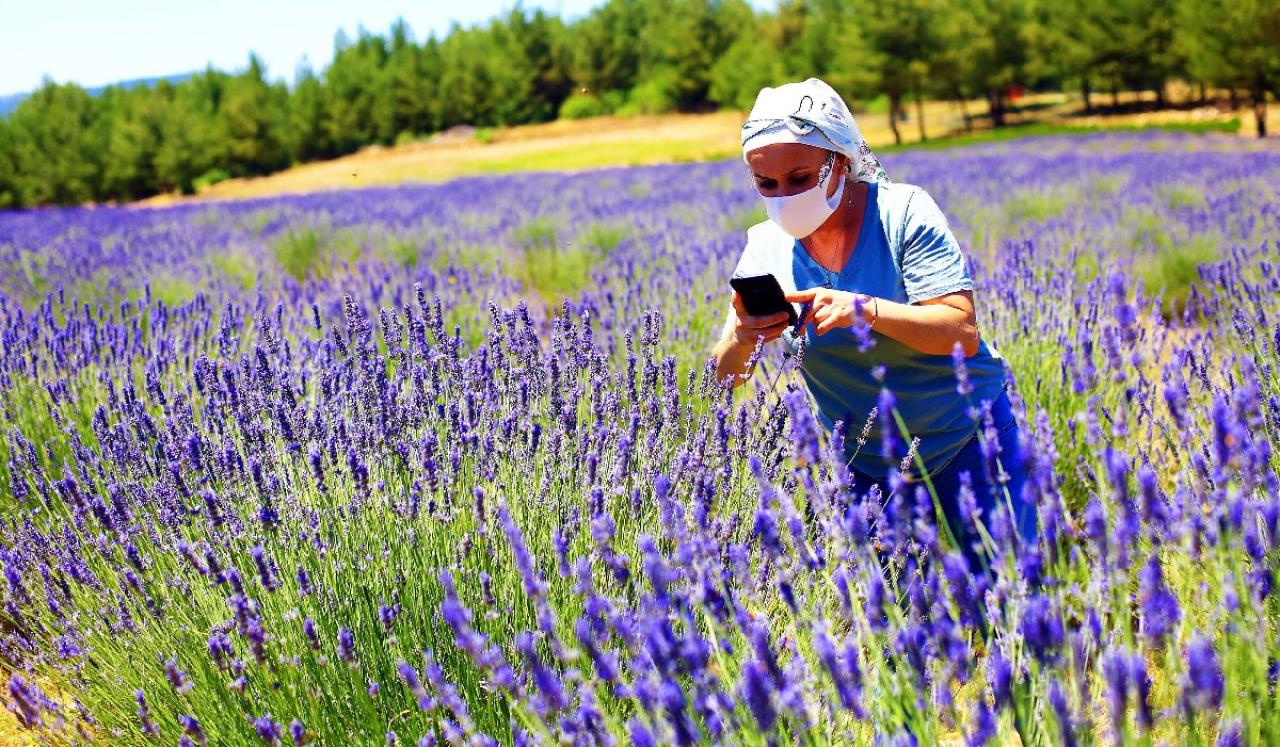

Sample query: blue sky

[0,0,608,96]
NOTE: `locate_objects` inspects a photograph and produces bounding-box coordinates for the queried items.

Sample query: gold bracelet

[869,296,879,328]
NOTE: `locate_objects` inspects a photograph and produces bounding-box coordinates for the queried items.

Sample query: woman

[712,78,1037,559]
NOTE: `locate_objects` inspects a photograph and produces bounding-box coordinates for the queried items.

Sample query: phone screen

[730,274,797,325]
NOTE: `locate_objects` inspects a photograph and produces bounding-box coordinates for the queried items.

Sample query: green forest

[1,0,1276,208]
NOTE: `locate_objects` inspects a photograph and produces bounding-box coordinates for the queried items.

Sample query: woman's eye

[788,176,809,186]
[757,180,777,190]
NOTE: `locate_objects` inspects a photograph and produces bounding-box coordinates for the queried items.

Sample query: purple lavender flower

[296,565,312,596]
[1018,547,1044,589]
[1083,497,1109,565]
[956,470,981,528]
[515,631,568,714]
[1101,647,1129,736]
[208,630,234,668]
[942,552,980,626]
[245,616,268,664]
[987,649,1012,711]
[1129,652,1153,731]
[966,698,996,747]
[741,660,776,732]
[437,573,519,693]
[627,718,656,747]
[1019,595,1064,663]
[1136,462,1167,527]
[574,616,622,691]
[250,544,279,592]
[179,714,209,746]
[783,387,822,464]
[421,648,479,734]
[135,689,158,736]
[380,601,401,634]
[497,503,546,599]
[204,545,226,584]
[176,539,206,575]
[813,623,865,717]
[1182,636,1224,712]
[660,678,698,746]
[336,627,357,665]
[307,444,325,488]
[878,387,899,464]
[255,713,283,744]
[202,489,224,527]
[1216,720,1244,747]
[639,535,678,603]
[860,568,890,634]
[7,674,49,728]
[398,660,434,711]
[952,340,974,397]
[302,617,320,650]
[1048,679,1077,747]
[1138,554,1180,642]
[894,623,929,680]
[163,653,194,694]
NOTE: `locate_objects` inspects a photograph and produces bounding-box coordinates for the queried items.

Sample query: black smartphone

[730,273,798,326]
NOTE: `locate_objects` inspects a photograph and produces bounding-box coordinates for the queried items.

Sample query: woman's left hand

[784,288,873,335]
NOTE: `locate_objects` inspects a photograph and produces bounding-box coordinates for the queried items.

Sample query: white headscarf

[741,77,889,184]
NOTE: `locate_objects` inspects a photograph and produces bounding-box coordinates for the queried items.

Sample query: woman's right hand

[728,291,793,347]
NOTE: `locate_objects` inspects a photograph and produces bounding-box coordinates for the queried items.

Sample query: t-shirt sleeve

[899,187,973,304]
[731,226,771,279]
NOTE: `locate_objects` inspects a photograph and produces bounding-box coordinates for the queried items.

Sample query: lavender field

[0,131,1278,745]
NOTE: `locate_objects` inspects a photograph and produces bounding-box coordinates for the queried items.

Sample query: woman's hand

[712,291,793,387]
[784,288,873,335]
[785,287,982,356]
[728,290,793,345]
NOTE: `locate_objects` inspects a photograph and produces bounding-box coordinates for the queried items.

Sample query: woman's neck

[802,177,869,272]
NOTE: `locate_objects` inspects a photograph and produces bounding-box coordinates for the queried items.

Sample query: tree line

[1,0,1276,208]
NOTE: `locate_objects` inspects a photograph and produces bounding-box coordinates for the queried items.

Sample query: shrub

[617,73,678,116]
[1134,234,1217,318]
[192,168,230,192]
[558,93,608,120]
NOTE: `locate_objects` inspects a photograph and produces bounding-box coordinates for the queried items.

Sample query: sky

[0,0,607,96]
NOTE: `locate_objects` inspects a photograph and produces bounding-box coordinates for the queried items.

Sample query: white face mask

[761,152,845,239]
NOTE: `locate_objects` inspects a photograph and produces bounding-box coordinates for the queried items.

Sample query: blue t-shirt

[728,180,1008,479]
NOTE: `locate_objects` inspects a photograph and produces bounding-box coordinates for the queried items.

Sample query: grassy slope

[142,91,1255,206]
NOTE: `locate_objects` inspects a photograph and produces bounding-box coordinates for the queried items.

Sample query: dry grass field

[147,111,748,204]
[139,90,1262,207]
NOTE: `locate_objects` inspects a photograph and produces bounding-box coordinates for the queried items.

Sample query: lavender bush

[0,131,1278,745]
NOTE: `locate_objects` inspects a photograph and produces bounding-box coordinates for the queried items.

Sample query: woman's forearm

[712,334,756,387]
[785,287,981,358]
[868,297,979,356]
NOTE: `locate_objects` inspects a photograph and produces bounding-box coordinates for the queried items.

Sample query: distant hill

[0,72,194,117]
